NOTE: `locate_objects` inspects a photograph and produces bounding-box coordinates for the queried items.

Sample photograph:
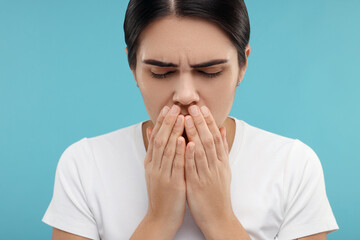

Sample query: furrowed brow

[190,59,228,68]
[142,59,228,68]
[142,59,178,67]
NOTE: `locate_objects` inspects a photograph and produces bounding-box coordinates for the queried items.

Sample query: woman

[42,0,338,239]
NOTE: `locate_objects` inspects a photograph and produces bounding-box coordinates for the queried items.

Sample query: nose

[173,72,200,107]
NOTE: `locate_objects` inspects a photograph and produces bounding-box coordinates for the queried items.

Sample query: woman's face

[129,15,250,128]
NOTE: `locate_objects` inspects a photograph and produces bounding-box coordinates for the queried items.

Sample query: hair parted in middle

[124,0,250,70]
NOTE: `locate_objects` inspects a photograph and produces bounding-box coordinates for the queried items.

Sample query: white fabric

[42,116,338,239]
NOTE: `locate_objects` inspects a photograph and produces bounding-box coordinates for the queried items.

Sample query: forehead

[137,16,236,62]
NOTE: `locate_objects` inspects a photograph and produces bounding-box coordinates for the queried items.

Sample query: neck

[141,117,236,153]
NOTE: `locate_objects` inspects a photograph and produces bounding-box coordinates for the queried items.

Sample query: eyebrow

[142,59,228,68]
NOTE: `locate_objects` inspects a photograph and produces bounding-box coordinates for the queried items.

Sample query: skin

[128,15,328,240]
[52,15,328,240]
[134,15,245,150]
[129,15,250,238]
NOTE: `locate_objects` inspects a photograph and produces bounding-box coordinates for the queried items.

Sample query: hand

[184,105,233,234]
[143,104,187,235]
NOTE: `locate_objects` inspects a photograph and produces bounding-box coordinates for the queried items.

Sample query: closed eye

[150,71,175,79]
[150,71,222,79]
[198,71,222,78]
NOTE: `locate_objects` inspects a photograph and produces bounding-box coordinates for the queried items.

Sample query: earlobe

[125,47,128,55]
[236,44,251,86]
[245,44,251,59]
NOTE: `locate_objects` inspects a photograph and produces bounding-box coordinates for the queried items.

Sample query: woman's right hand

[143,104,186,235]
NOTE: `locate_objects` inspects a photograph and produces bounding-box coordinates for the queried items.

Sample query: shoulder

[233,118,319,168]
[59,121,144,167]
[240,120,294,144]
[87,122,142,145]
[235,118,296,156]
[238,118,324,181]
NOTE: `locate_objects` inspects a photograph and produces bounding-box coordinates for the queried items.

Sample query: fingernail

[189,105,199,116]
[162,106,169,116]
[186,116,194,127]
[170,105,179,114]
[200,106,209,117]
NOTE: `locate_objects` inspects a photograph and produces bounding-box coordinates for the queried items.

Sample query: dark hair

[124,0,250,69]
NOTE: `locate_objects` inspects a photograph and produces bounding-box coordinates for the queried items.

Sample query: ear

[245,43,251,59]
[237,44,251,84]
[125,46,139,86]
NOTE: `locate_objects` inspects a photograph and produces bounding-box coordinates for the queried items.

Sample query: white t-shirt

[42,116,338,240]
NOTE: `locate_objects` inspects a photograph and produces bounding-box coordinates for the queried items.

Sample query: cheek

[199,78,236,126]
[140,82,173,124]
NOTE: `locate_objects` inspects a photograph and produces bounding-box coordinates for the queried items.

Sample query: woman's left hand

[184,105,234,235]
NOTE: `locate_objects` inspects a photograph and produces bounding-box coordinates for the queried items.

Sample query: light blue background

[1,0,359,239]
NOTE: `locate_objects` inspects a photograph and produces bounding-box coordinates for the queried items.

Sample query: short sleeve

[42,138,100,240]
[277,139,339,240]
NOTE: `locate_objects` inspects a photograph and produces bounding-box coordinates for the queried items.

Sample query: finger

[146,127,150,142]
[172,136,186,179]
[145,127,151,167]
[200,106,227,162]
[184,115,209,179]
[145,127,153,166]
[144,106,169,166]
[220,127,229,155]
[188,105,218,171]
[152,104,181,170]
[146,127,153,143]
[185,141,198,182]
[161,114,185,177]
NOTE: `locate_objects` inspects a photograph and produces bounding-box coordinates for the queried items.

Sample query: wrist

[130,214,179,240]
[202,214,251,240]
[145,213,180,238]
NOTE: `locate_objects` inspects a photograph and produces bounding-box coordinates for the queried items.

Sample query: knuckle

[187,129,197,138]
[204,115,213,124]
[169,130,178,140]
[163,147,173,158]
[174,122,183,132]
[186,150,193,159]
[214,134,222,145]
[144,155,151,165]
[147,168,155,177]
[149,134,156,145]
[197,149,206,158]
[163,116,173,126]
[203,137,214,148]
[160,173,170,182]
[146,167,152,176]
[194,117,203,126]
[186,163,193,170]
[173,158,184,169]
[156,117,163,126]
[154,137,164,148]
[144,162,150,172]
